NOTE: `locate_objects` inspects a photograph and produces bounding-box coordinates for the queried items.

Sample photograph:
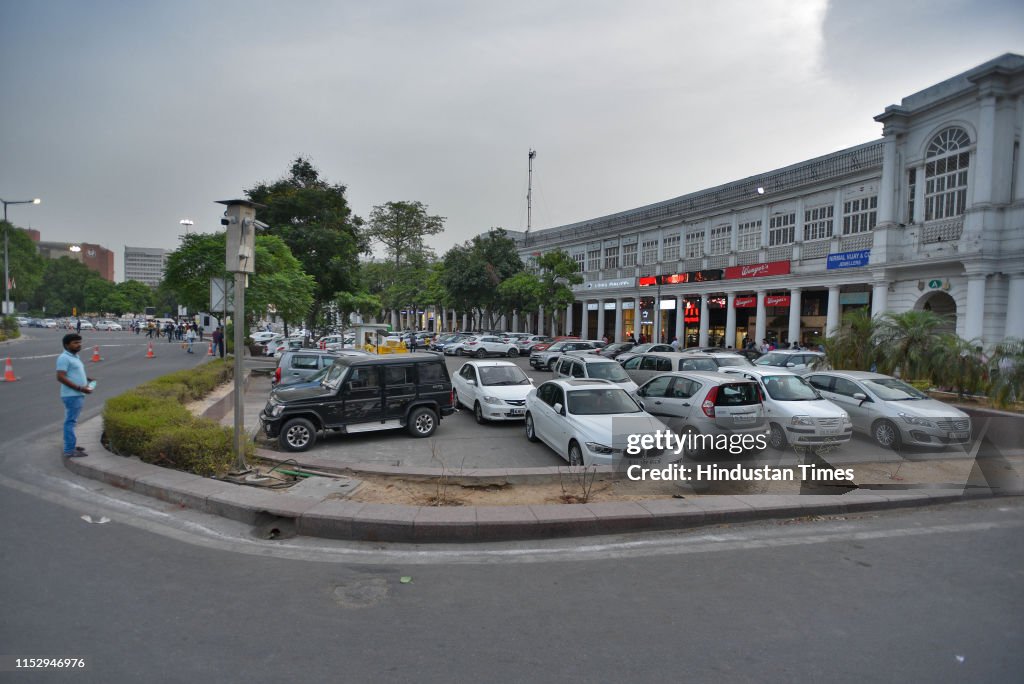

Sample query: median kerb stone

[68,455,157,490]
[529,504,600,538]
[204,486,323,525]
[731,494,808,520]
[350,503,419,542]
[787,494,851,516]
[134,469,230,509]
[473,505,539,540]
[414,506,478,542]
[636,499,706,529]
[582,501,655,534]
[296,499,367,539]
[856,490,934,508]
[693,495,759,523]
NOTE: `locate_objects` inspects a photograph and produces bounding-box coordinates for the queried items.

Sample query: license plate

[733,414,755,423]
[822,428,840,435]
[509,408,525,416]
[949,431,970,440]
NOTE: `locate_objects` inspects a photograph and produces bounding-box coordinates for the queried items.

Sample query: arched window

[925,127,970,220]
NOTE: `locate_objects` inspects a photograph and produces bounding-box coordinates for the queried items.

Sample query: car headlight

[842,413,852,425]
[790,415,814,426]
[483,396,503,405]
[585,441,617,455]
[899,413,934,427]
[269,403,284,417]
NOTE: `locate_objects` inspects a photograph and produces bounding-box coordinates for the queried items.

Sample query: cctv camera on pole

[217,199,263,473]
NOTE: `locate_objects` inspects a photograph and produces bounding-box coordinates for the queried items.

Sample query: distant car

[805,371,972,450]
[614,343,675,364]
[516,335,554,352]
[529,340,601,370]
[530,335,580,353]
[16,317,29,326]
[551,354,639,394]
[43,319,57,328]
[524,378,670,466]
[452,360,534,423]
[251,331,279,344]
[622,352,752,386]
[596,342,635,359]
[95,320,123,331]
[273,349,340,387]
[754,350,829,375]
[454,335,519,358]
[632,371,769,459]
[719,367,853,451]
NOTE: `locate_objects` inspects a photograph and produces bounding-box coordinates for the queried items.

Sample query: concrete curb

[65,417,1014,543]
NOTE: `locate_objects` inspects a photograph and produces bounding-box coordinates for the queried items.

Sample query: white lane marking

[81,514,110,524]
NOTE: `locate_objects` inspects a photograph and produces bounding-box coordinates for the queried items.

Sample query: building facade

[36,240,115,282]
[124,246,168,287]
[510,54,1024,348]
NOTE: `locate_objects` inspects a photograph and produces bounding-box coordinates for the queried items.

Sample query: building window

[709,224,731,255]
[906,169,916,223]
[572,252,585,272]
[685,230,704,259]
[641,239,658,265]
[843,196,877,234]
[803,205,833,241]
[586,248,601,272]
[925,127,970,221]
[736,220,761,251]
[622,243,637,267]
[768,212,795,246]
[662,235,680,261]
[603,245,619,269]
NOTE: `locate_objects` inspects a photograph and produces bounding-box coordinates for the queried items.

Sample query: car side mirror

[786,362,796,367]
[528,377,535,384]
[636,388,646,397]
[853,392,868,404]
[553,402,564,415]
[467,379,476,386]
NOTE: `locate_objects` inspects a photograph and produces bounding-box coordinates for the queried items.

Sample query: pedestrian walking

[670,336,680,351]
[56,333,94,458]
[75,318,81,333]
[212,327,225,358]
[185,326,197,353]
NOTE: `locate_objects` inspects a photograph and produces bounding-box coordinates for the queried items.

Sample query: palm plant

[874,310,950,380]
[987,337,1024,408]
[823,307,879,371]
[930,333,987,398]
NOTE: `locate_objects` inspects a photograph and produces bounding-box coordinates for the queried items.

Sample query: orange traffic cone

[207,342,214,356]
[146,341,155,359]
[90,345,103,362]
[2,357,17,382]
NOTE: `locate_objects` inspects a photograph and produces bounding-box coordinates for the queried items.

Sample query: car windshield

[762,375,819,401]
[567,388,641,415]
[479,366,530,386]
[865,378,929,400]
[754,352,793,367]
[714,356,751,367]
[548,342,566,351]
[630,344,657,353]
[322,363,348,389]
[587,363,630,382]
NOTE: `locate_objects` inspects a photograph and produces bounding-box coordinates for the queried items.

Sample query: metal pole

[233,271,246,470]
[526,149,536,246]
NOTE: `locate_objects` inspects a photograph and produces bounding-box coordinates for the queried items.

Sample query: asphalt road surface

[2,330,1022,682]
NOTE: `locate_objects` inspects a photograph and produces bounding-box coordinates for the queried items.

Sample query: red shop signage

[734,295,792,308]
[724,260,791,279]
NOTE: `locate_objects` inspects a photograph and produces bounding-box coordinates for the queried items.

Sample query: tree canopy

[442,229,522,327]
[367,201,445,268]
[1,222,47,308]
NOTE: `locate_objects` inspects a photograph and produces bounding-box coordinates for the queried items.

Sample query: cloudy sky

[2,0,1022,280]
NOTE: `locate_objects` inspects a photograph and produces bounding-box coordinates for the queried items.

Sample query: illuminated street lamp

[1,197,41,315]
[179,218,194,235]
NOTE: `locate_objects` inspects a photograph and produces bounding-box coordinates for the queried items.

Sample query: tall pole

[526,149,536,246]
[233,271,246,468]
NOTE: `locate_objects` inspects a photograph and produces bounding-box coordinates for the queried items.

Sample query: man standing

[56,333,94,457]
[212,327,225,358]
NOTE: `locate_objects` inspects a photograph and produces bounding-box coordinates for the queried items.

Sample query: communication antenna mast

[526,149,536,245]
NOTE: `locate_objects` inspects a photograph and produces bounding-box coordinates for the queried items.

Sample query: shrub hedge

[0,316,20,342]
[103,359,253,476]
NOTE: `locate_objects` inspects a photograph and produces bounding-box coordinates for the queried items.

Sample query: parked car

[516,335,554,352]
[805,371,972,450]
[43,319,57,328]
[273,349,341,387]
[719,367,853,451]
[434,333,467,353]
[614,343,675,364]
[596,342,635,359]
[261,353,455,451]
[754,350,829,375]
[251,331,280,344]
[530,335,580,353]
[77,320,94,330]
[632,371,769,459]
[95,320,122,331]
[530,340,601,370]
[622,352,751,386]
[455,335,520,358]
[452,360,535,423]
[552,354,639,394]
[524,378,669,466]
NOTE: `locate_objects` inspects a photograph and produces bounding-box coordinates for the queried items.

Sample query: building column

[551,313,558,338]
[461,313,467,331]
[788,288,802,346]
[596,300,606,341]
[675,295,686,345]
[633,295,642,340]
[538,306,545,336]
[826,286,841,338]
[565,303,574,336]
[614,299,624,343]
[725,293,736,349]
[391,310,399,331]
[1005,274,1024,340]
[876,132,898,227]
[965,274,987,344]
[871,278,889,318]
[755,290,767,345]
[512,311,519,332]
[698,294,710,347]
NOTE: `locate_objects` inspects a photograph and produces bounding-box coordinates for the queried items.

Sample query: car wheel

[408,407,437,438]
[457,348,464,356]
[872,419,902,450]
[280,417,317,452]
[452,389,461,409]
[474,402,487,424]
[568,441,584,466]
[768,423,788,450]
[507,347,518,357]
[475,349,487,358]
[525,413,539,442]
[682,426,704,460]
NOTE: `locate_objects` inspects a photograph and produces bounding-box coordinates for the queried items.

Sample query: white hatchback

[452,361,535,423]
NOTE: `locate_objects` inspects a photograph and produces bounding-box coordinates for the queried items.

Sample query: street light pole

[1,197,41,315]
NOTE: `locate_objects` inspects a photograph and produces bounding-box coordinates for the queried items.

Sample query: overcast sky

[2,0,1022,281]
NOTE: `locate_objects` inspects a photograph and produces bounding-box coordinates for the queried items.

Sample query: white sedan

[524,378,670,466]
[251,331,280,344]
[95,320,122,331]
[454,335,520,358]
[453,360,535,423]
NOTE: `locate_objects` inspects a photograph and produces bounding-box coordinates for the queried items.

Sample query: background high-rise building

[124,246,168,287]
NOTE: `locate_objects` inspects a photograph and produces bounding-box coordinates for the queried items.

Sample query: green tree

[875,309,951,380]
[497,271,543,318]
[245,158,367,331]
[368,201,445,268]
[83,278,118,314]
[535,250,583,334]
[442,229,523,328]
[930,333,987,398]
[1,222,47,307]
[117,280,155,314]
[33,257,95,315]
[988,337,1024,407]
[823,308,880,371]
[334,291,383,342]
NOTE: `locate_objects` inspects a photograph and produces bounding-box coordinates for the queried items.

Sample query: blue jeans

[62,395,84,454]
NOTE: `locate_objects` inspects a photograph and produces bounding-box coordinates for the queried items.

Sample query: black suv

[260,353,455,452]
